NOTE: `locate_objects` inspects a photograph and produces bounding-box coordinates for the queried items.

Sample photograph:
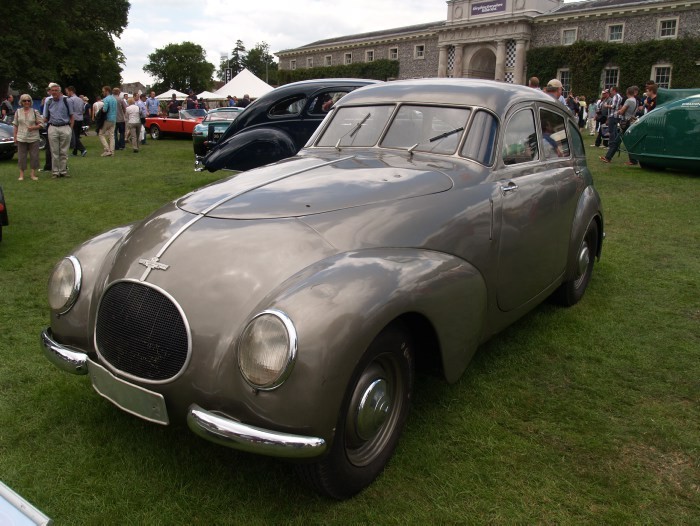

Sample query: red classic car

[146,109,207,140]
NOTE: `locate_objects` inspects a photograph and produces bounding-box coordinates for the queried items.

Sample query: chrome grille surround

[94,279,192,384]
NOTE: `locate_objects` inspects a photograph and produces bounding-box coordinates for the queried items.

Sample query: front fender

[243,249,487,443]
[203,128,297,172]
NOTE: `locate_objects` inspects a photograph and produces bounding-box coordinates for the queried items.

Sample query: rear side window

[308,91,349,115]
[540,109,570,159]
[461,110,498,165]
[567,120,585,157]
[502,109,538,165]
[268,95,307,117]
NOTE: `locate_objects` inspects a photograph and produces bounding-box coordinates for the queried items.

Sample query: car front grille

[95,281,189,382]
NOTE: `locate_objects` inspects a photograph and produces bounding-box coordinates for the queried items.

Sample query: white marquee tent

[214,68,274,99]
[155,88,188,100]
[197,90,225,100]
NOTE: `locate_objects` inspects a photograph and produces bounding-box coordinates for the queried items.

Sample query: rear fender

[565,186,604,280]
[203,128,297,172]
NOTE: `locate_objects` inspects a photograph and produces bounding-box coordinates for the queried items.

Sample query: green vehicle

[624,88,700,172]
[192,107,244,158]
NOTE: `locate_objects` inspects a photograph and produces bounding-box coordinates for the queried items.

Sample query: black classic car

[0,122,17,161]
[200,79,379,172]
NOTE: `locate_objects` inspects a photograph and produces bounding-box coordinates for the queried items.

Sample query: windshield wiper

[429,127,464,142]
[335,112,371,150]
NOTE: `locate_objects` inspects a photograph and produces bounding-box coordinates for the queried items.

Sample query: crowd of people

[528,76,659,167]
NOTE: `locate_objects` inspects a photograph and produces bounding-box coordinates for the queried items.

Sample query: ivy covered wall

[277,59,400,85]
[526,38,700,102]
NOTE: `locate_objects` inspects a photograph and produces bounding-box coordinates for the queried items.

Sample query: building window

[366,50,374,62]
[603,68,619,90]
[344,52,352,65]
[658,18,678,38]
[414,45,425,59]
[558,69,572,96]
[652,65,672,88]
[607,23,624,42]
[324,55,332,67]
[561,28,577,46]
[306,57,313,68]
[290,59,296,70]
[389,47,398,60]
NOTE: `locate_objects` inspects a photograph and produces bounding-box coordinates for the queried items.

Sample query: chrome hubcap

[355,379,391,441]
[577,243,590,277]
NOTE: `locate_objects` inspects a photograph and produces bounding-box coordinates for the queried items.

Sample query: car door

[494,104,562,312]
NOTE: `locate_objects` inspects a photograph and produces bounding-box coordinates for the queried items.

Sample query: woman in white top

[13,94,43,180]
[125,98,142,153]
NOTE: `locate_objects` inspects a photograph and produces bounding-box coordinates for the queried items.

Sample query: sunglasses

[22,100,32,103]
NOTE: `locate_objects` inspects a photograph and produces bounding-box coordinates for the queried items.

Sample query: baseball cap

[546,79,563,90]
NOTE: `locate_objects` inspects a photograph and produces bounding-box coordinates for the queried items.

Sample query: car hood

[178,153,454,219]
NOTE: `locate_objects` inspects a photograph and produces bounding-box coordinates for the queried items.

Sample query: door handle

[500,182,518,195]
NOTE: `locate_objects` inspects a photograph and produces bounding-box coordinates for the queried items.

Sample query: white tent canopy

[214,68,274,99]
[197,90,225,100]
[155,88,188,100]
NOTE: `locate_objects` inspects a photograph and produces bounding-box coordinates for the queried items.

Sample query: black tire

[0,151,14,161]
[639,162,665,171]
[298,322,414,499]
[150,125,161,140]
[553,220,598,306]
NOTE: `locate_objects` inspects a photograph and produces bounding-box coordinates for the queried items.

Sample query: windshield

[204,110,241,123]
[181,109,207,119]
[317,104,473,155]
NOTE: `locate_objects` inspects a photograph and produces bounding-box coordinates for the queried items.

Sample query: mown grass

[0,135,698,524]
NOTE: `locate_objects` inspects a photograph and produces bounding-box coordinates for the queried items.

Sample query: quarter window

[540,109,570,160]
[461,110,498,166]
[502,109,538,165]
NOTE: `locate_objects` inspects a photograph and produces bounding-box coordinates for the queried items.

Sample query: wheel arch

[565,186,604,281]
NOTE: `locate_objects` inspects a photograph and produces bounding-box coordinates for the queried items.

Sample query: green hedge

[277,59,399,85]
[527,37,700,102]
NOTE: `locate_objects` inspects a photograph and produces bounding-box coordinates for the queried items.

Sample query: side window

[307,91,348,115]
[461,110,498,166]
[502,109,538,165]
[540,109,570,160]
[567,121,585,157]
[268,95,307,117]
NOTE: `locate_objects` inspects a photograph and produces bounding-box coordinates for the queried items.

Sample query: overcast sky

[116,0,448,85]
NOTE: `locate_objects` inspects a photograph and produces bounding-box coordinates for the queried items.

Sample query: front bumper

[40,328,327,459]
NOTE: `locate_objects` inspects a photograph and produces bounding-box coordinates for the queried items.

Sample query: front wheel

[553,220,598,306]
[298,322,414,499]
[149,125,161,140]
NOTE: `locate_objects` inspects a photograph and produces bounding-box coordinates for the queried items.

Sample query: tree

[218,40,247,82]
[244,42,278,85]
[144,42,215,94]
[0,0,129,100]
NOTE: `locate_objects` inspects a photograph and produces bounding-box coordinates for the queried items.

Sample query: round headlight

[238,310,297,390]
[48,256,82,314]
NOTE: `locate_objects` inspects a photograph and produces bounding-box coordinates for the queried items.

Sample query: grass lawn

[0,134,698,524]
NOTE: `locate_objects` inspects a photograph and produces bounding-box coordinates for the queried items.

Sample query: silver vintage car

[42,79,603,499]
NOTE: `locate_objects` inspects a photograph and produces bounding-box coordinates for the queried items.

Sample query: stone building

[276,0,700,89]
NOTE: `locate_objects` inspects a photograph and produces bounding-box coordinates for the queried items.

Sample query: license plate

[88,358,169,425]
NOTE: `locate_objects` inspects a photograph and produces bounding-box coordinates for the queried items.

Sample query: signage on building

[471,0,506,16]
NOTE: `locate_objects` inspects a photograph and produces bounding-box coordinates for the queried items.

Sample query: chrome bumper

[187,405,327,459]
[41,328,327,459]
[41,328,88,375]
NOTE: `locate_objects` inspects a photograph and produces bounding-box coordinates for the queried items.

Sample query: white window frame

[414,44,425,59]
[365,50,374,62]
[607,23,625,43]
[651,64,672,88]
[558,68,572,97]
[290,59,296,70]
[344,52,353,65]
[561,27,577,46]
[602,67,619,90]
[324,55,332,67]
[657,17,678,39]
[389,47,398,60]
[306,57,313,68]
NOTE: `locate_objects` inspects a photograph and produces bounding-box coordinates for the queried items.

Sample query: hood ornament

[138,257,170,271]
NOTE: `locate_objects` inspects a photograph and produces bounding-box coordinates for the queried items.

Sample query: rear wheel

[150,125,161,140]
[553,220,598,306]
[298,322,414,499]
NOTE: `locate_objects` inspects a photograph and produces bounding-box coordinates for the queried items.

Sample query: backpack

[45,96,70,123]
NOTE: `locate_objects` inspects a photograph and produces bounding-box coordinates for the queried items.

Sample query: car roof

[335,78,554,114]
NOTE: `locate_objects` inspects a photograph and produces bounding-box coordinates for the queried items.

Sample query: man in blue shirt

[146,91,159,117]
[99,86,117,156]
[43,82,73,177]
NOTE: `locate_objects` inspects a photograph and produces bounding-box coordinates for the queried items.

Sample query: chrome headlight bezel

[47,255,82,315]
[237,309,297,391]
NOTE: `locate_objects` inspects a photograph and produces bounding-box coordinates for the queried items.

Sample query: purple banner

[471,0,506,16]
